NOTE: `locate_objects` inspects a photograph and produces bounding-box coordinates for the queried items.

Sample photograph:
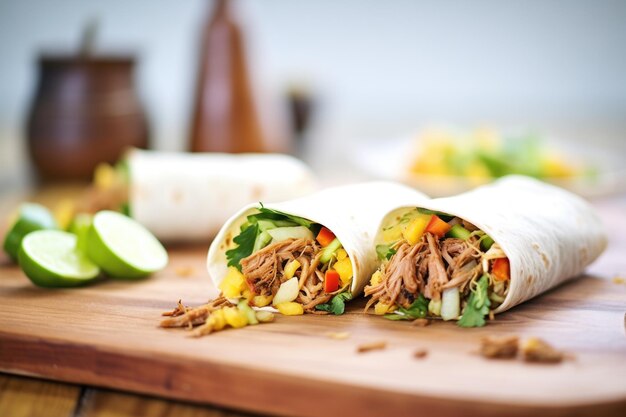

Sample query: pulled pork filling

[365,210,510,326]
[241,238,335,312]
[220,207,353,316]
[365,233,484,311]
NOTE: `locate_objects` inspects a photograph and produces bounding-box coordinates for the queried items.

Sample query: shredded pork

[159,296,231,328]
[365,231,487,313]
[240,238,332,312]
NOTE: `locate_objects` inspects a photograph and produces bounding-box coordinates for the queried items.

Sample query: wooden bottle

[189,0,266,153]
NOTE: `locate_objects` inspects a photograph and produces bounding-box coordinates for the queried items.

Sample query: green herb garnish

[315,292,352,315]
[383,294,429,320]
[457,274,491,328]
[225,223,259,271]
[249,205,313,229]
[226,205,317,271]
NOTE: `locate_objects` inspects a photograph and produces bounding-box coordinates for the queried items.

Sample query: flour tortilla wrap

[207,182,428,297]
[376,175,607,313]
[127,149,317,241]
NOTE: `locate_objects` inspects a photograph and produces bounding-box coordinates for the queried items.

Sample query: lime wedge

[18,230,100,287]
[4,203,58,261]
[86,211,168,279]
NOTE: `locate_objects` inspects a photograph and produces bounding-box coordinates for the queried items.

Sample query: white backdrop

[1,0,625,188]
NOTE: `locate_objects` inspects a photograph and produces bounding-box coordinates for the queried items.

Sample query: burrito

[207,182,427,316]
[365,176,607,327]
[81,149,317,241]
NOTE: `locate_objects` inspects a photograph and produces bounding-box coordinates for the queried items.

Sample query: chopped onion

[272,277,299,306]
[441,287,460,321]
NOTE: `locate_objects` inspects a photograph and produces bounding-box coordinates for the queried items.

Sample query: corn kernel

[336,248,348,261]
[370,270,382,286]
[374,302,391,315]
[252,295,273,307]
[219,267,246,298]
[210,309,226,331]
[283,259,301,280]
[223,306,248,328]
[333,257,353,285]
[276,302,304,316]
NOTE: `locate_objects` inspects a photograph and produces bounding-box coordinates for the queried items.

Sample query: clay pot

[27,55,148,181]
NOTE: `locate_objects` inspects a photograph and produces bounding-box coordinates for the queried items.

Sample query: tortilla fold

[207,182,428,297]
[375,175,607,313]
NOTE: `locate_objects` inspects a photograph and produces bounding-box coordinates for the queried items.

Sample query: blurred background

[1,0,625,194]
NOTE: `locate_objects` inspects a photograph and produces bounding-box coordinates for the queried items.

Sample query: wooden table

[0,373,253,417]
[1,189,625,417]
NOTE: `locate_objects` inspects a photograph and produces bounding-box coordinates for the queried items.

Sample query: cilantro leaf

[376,244,396,261]
[458,274,491,328]
[315,291,352,315]
[384,294,429,320]
[249,205,313,229]
[225,223,259,271]
[401,294,429,318]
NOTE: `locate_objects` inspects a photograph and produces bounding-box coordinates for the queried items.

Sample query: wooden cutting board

[1,201,625,417]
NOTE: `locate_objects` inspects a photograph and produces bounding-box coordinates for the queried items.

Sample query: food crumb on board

[357,341,387,353]
[162,299,188,317]
[612,276,625,285]
[326,331,350,340]
[411,318,430,327]
[480,335,519,359]
[479,335,567,364]
[413,349,428,359]
[521,337,566,364]
[175,266,196,277]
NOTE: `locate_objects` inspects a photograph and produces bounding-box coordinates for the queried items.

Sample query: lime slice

[86,211,168,279]
[68,213,93,254]
[4,203,58,260]
[18,230,100,287]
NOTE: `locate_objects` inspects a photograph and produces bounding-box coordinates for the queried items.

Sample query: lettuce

[376,244,396,260]
[226,205,317,271]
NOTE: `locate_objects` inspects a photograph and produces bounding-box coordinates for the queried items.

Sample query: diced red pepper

[492,257,510,281]
[316,226,336,247]
[324,270,340,293]
[425,215,451,238]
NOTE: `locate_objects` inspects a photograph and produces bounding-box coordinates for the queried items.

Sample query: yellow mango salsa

[219,267,247,298]
[223,306,248,328]
[402,213,431,245]
[369,270,382,286]
[276,302,304,316]
[333,257,353,285]
[283,259,301,280]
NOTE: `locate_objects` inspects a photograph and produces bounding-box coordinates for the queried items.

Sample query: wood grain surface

[0,373,254,417]
[1,199,625,417]
[0,374,80,417]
